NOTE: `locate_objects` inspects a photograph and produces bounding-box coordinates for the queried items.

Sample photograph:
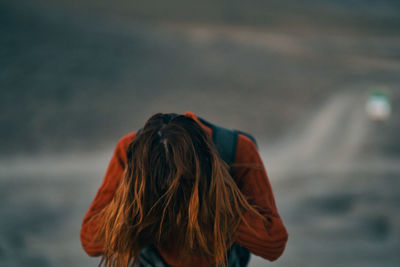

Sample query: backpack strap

[198,117,238,166]
[198,117,258,163]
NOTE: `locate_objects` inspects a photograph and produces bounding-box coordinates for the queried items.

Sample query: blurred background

[1,0,400,266]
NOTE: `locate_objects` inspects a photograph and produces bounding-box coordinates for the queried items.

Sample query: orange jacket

[80,111,288,266]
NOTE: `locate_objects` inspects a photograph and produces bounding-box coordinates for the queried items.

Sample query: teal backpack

[197,117,258,170]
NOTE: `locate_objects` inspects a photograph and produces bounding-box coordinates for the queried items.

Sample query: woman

[80,111,288,267]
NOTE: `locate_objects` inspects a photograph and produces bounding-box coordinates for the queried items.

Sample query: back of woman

[80,112,288,267]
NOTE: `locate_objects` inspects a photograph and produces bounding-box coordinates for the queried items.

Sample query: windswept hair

[95,113,263,266]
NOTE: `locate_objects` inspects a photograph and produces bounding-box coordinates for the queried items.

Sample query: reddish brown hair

[96,113,263,266]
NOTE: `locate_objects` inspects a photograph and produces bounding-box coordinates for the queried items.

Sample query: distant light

[366,91,391,122]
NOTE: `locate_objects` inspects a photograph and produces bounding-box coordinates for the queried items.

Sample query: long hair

[95,113,264,266]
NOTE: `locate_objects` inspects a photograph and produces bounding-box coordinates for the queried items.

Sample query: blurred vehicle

[366,90,391,122]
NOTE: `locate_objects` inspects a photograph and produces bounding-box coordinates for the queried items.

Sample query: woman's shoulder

[115,130,139,152]
[237,132,258,151]
[119,131,138,144]
[235,132,260,163]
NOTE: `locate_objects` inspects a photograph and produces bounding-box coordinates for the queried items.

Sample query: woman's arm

[234,134,289,261]
[80,132,136,256]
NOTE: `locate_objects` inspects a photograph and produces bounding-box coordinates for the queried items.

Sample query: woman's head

[97,113,261,266]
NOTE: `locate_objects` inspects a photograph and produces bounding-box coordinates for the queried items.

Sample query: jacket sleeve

[234,134,288,261]
[80,133,135,256]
